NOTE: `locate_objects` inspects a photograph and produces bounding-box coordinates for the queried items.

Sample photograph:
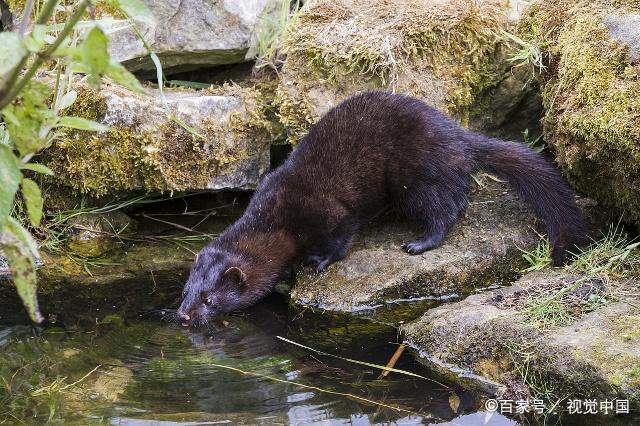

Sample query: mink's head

[177,247,251,327]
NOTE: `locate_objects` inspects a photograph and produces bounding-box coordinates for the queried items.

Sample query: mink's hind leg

[397,178,470,255]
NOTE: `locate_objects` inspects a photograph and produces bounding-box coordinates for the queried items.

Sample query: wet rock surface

[401,269,640,405]
[290,181,539,312]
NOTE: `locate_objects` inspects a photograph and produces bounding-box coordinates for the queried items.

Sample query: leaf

[107,0,155,25]
[22,163,54,176]
[0,217,43,323]
[105,61,146,94]
[21,178,43,227]
[57,116,108,132]
[0,144,21,222]
[59,90,78,110]
[150,52,166,107]
[81,26,110,86]
[0,32,27,75]
[23,25,48,53]
[449,392,461,413]
[4,81,55,156]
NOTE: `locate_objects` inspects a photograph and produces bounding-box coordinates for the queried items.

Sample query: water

[0,294,523,425]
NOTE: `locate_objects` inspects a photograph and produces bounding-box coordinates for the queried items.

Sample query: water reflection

[0,297,520,425]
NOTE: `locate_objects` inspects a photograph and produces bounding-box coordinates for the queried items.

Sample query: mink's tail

[467,134,587,265]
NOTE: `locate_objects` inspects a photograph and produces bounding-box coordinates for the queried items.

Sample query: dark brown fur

[177,92,586,325]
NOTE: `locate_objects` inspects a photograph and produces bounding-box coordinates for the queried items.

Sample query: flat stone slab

[290,181,539,312]
[106,0,280,73]
[401,269,640,404]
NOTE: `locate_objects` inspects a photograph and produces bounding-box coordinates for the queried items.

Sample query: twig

[140,213,208,235]
[17,0,34,36]
[378,343,407,379]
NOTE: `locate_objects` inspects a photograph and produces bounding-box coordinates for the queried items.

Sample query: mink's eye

[204,297,213,306]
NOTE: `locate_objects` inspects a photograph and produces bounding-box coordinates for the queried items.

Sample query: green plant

[569,225,640,276]
[0,0,149,322]
[521,128,545,153]
[520,225,639,327]
[500,28,547,73]
[519,236,552,273]
[253,0,301,71]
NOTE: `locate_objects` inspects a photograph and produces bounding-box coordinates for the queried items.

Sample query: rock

[90,366,133,402]
[604,14,640,62]
[44,82,273,197]
[105,0,280,74]
[0,254,9,280]
[519,1,640,228]
[290,181,539,312]
[275,0,539,144]
[401,269,640,404]
[65,211,135,258]
[0,0,12,31]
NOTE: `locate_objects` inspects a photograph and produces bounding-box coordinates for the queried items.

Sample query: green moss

[208,79,286,144]
[45,125,163,196]
[273,84,315,144]
[519,0,640,227]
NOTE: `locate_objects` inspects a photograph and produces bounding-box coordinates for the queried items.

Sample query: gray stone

[402,269,640,403]
[604,14,640,62]
[45,82,272,196]
[106,0,280,73]
[0,254,9,279]
[290,181,539,312]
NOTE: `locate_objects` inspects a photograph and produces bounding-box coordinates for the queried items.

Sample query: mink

[177,92,586,326]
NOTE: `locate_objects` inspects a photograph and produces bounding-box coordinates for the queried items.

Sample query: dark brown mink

[177,91,586,326]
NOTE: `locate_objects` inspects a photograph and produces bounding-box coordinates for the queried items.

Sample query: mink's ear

[224,267,247,285]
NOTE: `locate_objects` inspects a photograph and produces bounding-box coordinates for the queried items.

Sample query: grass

[10,191,223,275]
[500,28,547,74]
[253,0,301,71]
[521,128,545,153]
[516,224,639,327]
[519,235,552,273]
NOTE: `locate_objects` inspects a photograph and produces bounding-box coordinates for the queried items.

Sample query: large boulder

[43,83,274,197]
[519,0,640,227]
[275,0,541,144]
[290,181,539,312]
[105,0,280,74]
[402,269,640,405]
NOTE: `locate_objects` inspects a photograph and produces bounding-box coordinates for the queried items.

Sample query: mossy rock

[401,269,640,406]
[276,0,539,144]
[43,82,275,197]
[519,0,640,228]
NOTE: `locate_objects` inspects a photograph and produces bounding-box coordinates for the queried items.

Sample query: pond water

[0,293,525,425]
